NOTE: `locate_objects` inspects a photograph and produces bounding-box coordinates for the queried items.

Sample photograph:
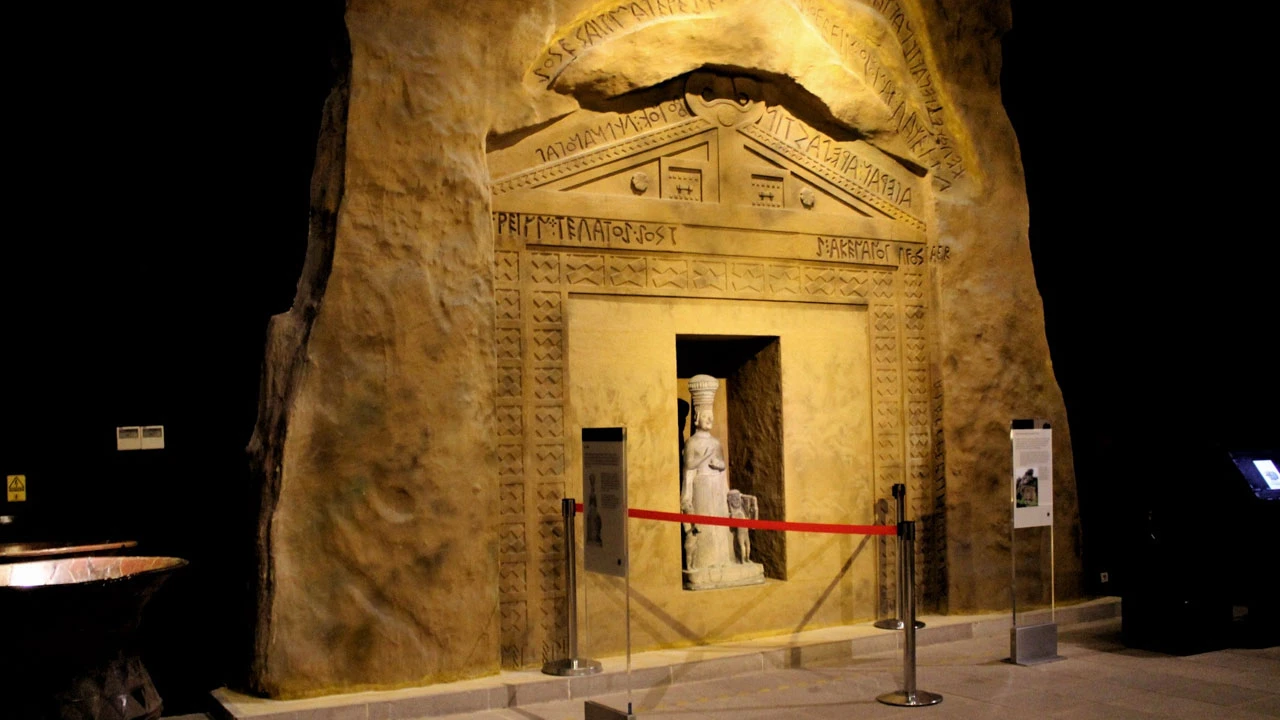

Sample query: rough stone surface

[250,0,1080,697]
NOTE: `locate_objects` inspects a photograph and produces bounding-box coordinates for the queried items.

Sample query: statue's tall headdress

[689,374,719,407]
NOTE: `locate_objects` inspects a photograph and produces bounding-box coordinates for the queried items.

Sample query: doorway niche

[676,335,785,581]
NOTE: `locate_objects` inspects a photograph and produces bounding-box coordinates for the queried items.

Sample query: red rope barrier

[573,503,894,536]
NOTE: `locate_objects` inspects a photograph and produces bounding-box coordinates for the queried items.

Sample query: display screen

[1254,460,1280,490]
[1230,451,1280,500]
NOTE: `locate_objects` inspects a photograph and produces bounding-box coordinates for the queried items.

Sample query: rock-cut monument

[681,375,764,590]
[245,0,1083,698]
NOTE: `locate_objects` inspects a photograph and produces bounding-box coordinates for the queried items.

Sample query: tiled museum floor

[197,604,1280,720]
[412,619,1280,720]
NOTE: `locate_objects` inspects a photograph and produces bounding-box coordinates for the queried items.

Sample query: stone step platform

[212,597,1120,720]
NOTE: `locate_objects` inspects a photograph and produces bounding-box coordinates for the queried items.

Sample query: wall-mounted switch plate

[141,425,165,450]
[117,426,142,451]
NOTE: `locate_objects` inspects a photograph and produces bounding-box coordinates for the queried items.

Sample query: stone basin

[0,556,187,720]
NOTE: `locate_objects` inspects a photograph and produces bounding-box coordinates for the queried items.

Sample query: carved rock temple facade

[249,0,1081,698]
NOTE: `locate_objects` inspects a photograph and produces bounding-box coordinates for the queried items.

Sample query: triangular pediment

[489,72,926,239]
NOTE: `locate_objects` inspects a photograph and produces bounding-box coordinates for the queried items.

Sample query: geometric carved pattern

[608,256,647,288]
[538,513,565,556]
[500,484,524,518]
[491,117,710,197]
[500,562,527,596]
[877,423,901,447]
[540,558,565,594]
[904,305,925,333]
[502,601,526,631]
[839,270,869,298]
[649,258,689,289]
[664,166,703,202]
[875,369,900,395]
[906,368,928,391]
[901,283,932,611]
[768,265,800,295]
[495,235,932,667]
[497,366,522,399]
[491,94,942,649]
[731,263,764,293]
[496,405,523,437]
[532,368,563,400]
[908,431,930,458]
[497,444,523,477]
[903,272,923,299]
[500,601,526,667]
[531,293,562,324]
[529,253,560,285]
[907,400,928,430]
[532,330,564,364]
[874,338,898,366]
[564,255,605,286]
[496,328,521,360]
[905,338,926,364]
[803,267,837,296]
[533,407,563,439]
[496,289,521,320]
[869,263,904,519]
[692,261,726,290]
[750,174,785,208]
[878,465,900,486]
[738,122,926,231]
[876,429,901,465]
[540,594,568,664]
[495,252,520,285]
[534,445,565,478]
[871,272,894,298]
[873,306,896,333]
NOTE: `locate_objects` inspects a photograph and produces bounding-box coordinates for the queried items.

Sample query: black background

[2,1,1274,712]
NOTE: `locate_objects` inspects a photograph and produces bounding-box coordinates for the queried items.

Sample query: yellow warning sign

[6,475,26,502]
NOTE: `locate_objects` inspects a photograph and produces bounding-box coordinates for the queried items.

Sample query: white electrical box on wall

[117,426,142,451]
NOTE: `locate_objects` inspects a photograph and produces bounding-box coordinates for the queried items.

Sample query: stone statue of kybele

[681,375,765,590]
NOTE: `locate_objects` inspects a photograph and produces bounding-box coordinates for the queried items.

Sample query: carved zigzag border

[491,117,714,196]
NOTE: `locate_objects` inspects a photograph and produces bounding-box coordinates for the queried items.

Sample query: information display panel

[582,428,628,577]
[1229,450,1280,501]
[1011,422,1052,529]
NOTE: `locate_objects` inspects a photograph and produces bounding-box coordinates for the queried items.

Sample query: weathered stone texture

[919,0,1082,610]
[252,0,505,697]
[250,0,1080,696]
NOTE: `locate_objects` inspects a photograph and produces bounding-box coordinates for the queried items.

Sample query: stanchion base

[1010,622,1064,666]
[584,700,636,719]
[541,657,603,676]
[872,618,926,630]
[877,689,943,707]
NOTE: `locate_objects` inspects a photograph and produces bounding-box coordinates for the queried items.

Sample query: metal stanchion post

[874,484,925,631]
[877,520,943,707]
[543,498,603,676]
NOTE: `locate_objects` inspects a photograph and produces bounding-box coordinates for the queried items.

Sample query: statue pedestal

[684,561,765,591]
